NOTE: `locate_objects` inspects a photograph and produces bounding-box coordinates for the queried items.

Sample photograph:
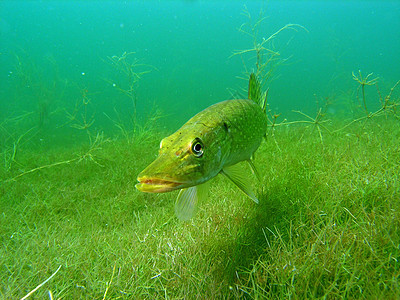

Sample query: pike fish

[136,73,268,220]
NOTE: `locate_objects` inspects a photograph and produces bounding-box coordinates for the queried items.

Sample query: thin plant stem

[20,265,62,300]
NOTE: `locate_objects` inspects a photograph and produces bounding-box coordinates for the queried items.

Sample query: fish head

[136,124,227,193]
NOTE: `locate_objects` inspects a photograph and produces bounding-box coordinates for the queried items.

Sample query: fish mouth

[136,176,184,193]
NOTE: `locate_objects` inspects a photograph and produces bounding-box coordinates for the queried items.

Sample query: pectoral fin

[175,183,208,221]
[222,164,259,204]
[247,158,261,182]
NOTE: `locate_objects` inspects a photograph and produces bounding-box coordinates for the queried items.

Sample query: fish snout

[136,175,183,193]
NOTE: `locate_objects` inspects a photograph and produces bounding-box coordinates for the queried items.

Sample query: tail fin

[248,73,267,113]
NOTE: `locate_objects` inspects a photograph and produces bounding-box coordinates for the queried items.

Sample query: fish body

[136,74,268,220]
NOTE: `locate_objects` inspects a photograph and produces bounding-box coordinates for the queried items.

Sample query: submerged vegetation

[1,101,399,298]
[1,8,400,300]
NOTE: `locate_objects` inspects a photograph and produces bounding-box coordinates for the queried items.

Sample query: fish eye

[191,139,204,158]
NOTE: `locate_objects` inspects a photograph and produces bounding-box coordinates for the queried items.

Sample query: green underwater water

[1,0,400,298]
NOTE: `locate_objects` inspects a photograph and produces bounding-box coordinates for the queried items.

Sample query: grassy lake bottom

[1,113,399,298]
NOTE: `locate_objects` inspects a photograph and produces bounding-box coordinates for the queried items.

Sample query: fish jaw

[135,176,184,193]
[135,152,190,193]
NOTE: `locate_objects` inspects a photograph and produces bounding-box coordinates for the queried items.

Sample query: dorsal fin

[248,73,267,113]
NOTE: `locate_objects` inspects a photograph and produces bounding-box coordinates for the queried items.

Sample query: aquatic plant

[20,265,62,300]
[105,51,154,114]
[232,6,307,90]
[104,105,164,145]
[0,110,39,176]
[270,75,400,144]
[332,77,400,133]
[103,51,157,142]
[1,126,36,173]
[65,87,96,135]
[11,53,66,129]
[376,79,400,118]
[289,109,331,144]
[0,52,73,177]
[1,131,108,184]
[352,70,379,115]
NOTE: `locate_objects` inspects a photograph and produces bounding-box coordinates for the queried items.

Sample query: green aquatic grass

[1,115,399,299]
